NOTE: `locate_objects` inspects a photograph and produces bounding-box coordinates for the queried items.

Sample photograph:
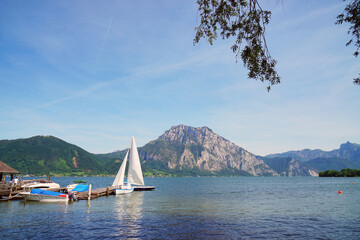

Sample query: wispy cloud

[93,15,114,75]
[16,81,109,113]
[16,43,233,113]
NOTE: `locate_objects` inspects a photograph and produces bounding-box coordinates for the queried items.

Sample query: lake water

[1,177,359,239]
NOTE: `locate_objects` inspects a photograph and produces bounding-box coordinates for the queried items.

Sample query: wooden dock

[75,186,115,200]
[75,185,155,200]
[0,185,155,201]
[0,182,23,200]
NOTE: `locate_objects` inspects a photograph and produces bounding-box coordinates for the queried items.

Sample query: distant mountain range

[0,125,358,176]
[266,142,360,171]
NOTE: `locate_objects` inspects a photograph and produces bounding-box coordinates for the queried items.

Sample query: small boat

[69,184,89,193]
[112,136,146,194]
[66,180,87,193]
[19,189,68,202]
[21,179,60,191]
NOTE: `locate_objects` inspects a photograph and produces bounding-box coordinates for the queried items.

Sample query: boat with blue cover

[19,189,69,202]
[19,185,89,202]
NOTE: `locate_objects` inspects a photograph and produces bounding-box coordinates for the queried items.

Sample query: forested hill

[0,136,107,175]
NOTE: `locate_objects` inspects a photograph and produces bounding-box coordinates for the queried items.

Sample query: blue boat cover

[30,189,63,197]
[70,185,89,192]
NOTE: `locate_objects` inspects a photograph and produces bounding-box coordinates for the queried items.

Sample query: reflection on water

[113,192,144,238]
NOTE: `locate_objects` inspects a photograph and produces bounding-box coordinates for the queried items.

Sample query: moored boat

[112,136,151,195]
[21,179,60,191]
[66,180,87,193]
[19,189,68,202]
[112,149,134,195]
[114,182,134,194]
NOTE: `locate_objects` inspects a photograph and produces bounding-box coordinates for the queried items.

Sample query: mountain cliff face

[261,157,318,177]
[139,125,278,176]
[332,142,360,162]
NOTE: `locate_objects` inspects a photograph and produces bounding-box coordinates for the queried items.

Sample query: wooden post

[87,184,92,201]
[8,179,14,199]
[8,185,12,199]
[106,187,109,197]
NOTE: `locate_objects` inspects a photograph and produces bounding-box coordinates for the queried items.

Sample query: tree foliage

[195,0,360,88]
[194,0,280,91]
[336,0,360,85]
[319,168,360,177]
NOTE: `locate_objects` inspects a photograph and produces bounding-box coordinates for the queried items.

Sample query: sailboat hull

[133,185,155,191]
[114,187,134,195]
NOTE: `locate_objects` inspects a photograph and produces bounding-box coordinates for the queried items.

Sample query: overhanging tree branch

[336,0,360,85]
[194,0,280,91]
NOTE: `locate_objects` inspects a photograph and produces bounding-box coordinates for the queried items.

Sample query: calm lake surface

[1,177,359,239]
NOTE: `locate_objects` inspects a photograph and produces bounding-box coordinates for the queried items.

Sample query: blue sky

[0,0,359,155]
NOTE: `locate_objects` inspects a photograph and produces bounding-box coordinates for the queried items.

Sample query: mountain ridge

[266,141,360,166]
[0,125,358,176]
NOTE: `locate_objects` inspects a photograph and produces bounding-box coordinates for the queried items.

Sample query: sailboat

[112,136,145,194]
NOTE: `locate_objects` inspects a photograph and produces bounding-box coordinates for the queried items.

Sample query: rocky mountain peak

[160,125,217,145]
[145,124,278,176]
[339,141,359,150]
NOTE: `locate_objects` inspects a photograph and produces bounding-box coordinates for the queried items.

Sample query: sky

[0,0,359,156]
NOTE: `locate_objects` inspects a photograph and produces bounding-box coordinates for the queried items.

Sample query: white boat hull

[21,182,61,191]
[114,187,134,195]
[19,192,68,202]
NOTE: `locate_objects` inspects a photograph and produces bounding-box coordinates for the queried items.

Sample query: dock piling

[87,184,92,202]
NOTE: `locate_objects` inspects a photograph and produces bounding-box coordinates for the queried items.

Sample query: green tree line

[319,168,360,177]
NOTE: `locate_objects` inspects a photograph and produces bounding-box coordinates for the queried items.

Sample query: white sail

[112,150,129,187]
[127,136,145,186]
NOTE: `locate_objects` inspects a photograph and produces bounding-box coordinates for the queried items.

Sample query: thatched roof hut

[0,161,19,182]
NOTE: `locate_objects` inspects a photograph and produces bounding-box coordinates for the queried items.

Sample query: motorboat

[19,189,68,202]
[21,179,60,191]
